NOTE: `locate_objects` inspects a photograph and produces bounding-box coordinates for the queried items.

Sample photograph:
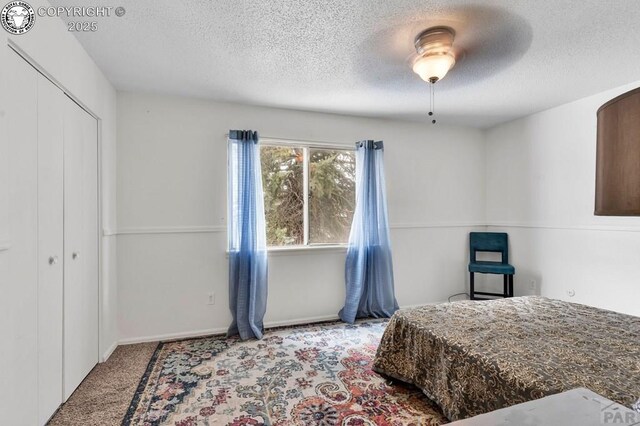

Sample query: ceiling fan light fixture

[410,26,457,124]
[412,26,456,83]
[412,52,456,83]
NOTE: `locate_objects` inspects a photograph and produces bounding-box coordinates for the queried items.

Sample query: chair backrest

[469,232,509,264]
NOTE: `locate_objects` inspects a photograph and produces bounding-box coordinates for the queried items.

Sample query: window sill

[225,245,347,258]
[267,244,347,256]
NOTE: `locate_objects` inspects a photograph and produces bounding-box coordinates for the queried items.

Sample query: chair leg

[509,274,514,297]
[470,272,475,300]
[503,275,508,298]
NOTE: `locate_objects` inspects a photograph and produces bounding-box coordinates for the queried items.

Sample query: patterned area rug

[123,320,448,425]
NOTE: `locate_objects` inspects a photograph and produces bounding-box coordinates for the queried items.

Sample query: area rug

[123,320,448,425]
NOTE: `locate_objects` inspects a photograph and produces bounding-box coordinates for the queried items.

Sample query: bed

[372,296,640,421]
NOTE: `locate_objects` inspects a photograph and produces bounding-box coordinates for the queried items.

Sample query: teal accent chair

[468,232,515,300]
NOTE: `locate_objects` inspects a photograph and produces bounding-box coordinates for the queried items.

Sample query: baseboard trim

[264,314,340,329]
[401,301,448,309]
[101,340,118,362]
[116,307,448,347]
[118,315,342,345]
[119,327,228,345]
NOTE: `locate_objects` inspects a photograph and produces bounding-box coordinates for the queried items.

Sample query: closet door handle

[48,256,58,265]
[72,252,80,260]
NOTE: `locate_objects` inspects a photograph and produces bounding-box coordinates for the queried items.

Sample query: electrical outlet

[207,292,215,305]
[567,289,576,297]
[528,279,536,290]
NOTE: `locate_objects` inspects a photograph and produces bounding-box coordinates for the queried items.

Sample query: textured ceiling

[50,0,640,128]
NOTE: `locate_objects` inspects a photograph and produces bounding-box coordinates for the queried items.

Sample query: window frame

[259,137,355,251]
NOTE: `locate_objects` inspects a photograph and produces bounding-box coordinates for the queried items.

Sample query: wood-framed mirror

[595,87,640,216]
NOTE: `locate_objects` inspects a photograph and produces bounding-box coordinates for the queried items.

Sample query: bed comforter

[372,296,640,421]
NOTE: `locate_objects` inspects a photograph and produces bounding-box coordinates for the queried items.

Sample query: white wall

[0,1,117,423]
[485,81,640,316]
[116,92,486,342]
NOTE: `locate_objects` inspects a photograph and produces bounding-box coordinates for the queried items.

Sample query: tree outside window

[260,144,355,247]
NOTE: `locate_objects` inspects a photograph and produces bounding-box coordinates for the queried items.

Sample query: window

[260,142,355,247]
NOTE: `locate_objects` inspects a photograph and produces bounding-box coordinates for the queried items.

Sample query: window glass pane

[309,148,356,244]
[261,145,304,246]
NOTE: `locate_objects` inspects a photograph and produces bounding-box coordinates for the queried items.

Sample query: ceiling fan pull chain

[428,82,436,124]
[433,83,436,123]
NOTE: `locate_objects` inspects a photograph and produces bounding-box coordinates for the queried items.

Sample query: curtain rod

[224,133,354,150]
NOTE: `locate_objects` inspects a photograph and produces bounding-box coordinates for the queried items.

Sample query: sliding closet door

[4,47,39,426]
[63,96,99,400]
[37,73,65,424]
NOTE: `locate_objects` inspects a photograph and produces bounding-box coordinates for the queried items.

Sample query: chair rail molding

[486,221,640,233]
[390,222,486,229]
[107,222,640,235]
[112,225,226,235]
[109,222,485,236]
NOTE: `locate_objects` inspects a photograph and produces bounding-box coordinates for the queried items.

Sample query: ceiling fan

[411,26,457,124]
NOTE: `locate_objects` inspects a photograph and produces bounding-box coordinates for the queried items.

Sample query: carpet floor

[48,320,448,425]
[48,342,158,426]
[124,320,447,425]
